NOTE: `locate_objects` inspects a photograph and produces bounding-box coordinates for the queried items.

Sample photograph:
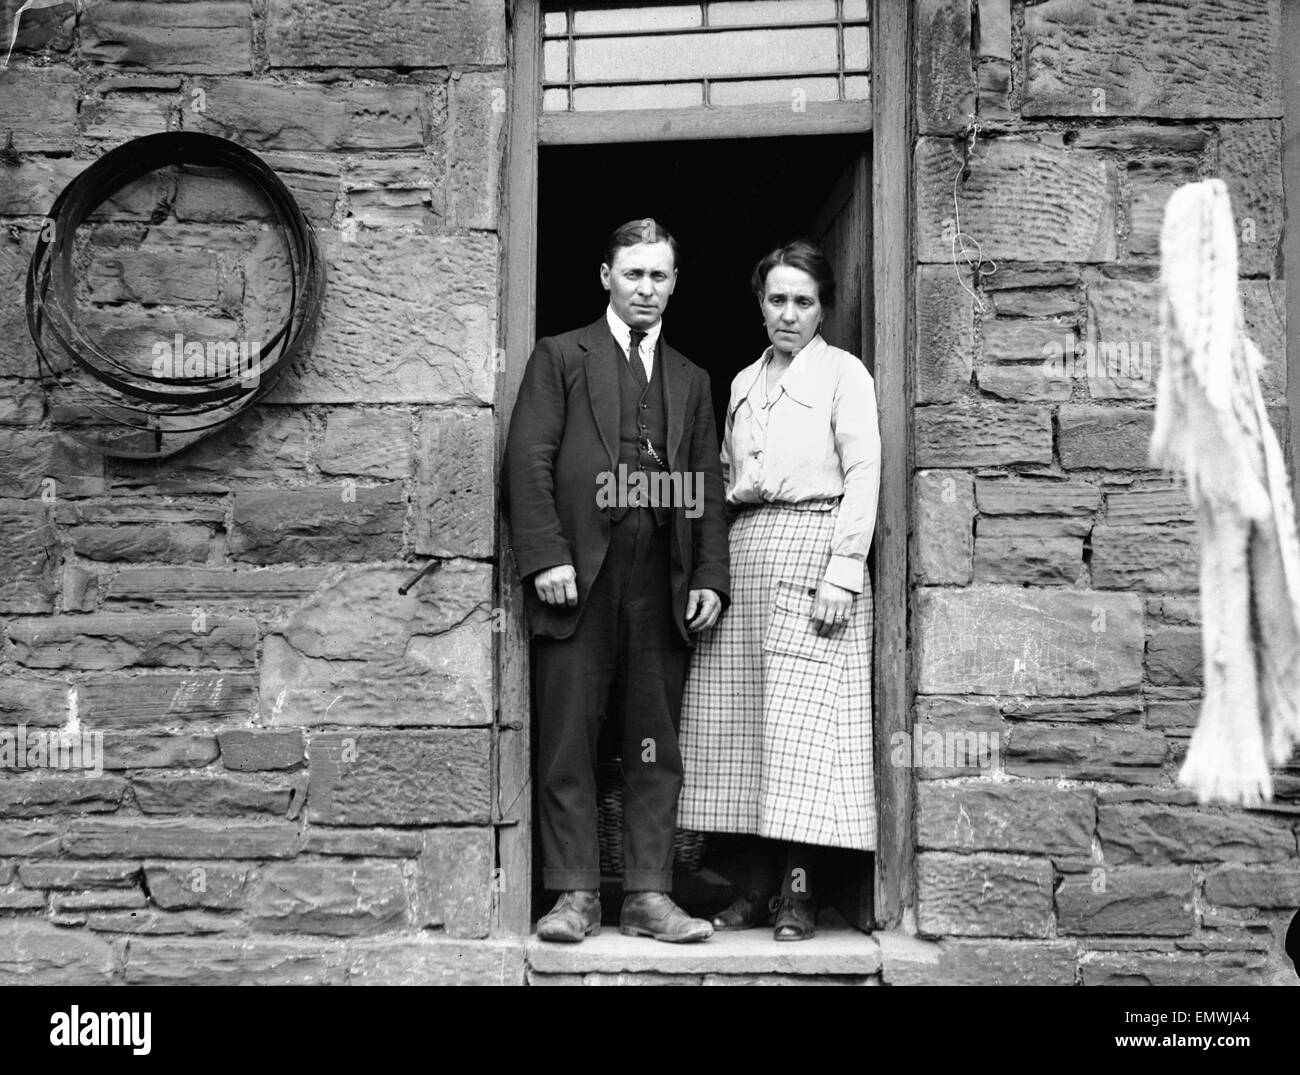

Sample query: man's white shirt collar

[606,305,659,379]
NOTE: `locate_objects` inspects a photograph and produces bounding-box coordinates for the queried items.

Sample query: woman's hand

[811,579,853,634]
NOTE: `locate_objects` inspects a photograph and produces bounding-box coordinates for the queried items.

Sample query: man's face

[600,241,677,329]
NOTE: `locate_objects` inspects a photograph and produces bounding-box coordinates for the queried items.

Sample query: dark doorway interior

[532,134,876,932]
[537,134,867,429]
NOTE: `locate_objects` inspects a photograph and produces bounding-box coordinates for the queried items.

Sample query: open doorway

[532,133,877,932]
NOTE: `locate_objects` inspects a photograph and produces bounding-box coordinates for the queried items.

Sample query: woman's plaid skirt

[678,499,876,850]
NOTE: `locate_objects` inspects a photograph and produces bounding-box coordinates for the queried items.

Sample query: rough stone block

[976,364,1074,403]
[908,696,1004,778]
[320,409,413,478]
[917,784,1094,855]
[417,828,493,938]
[415,408,495,558]
[1058,867,1194,935]
[973,534,1082,585]
[1144,624,1202,687]
[266,0,505,67]
[1098,803,1295,866]
[915,266,974,404]
[915,0,975,132]
[218,730,305,771]
[63,818,299,859]
[145,862,254,910]
[912,470,974,585]
[1022,0,1280,118]
[0,430,106,498]
[1218,120,1284,277]
[991,287,1077,319]
[104,567,328,607]
[132,773,303,817]
[189,78,430,151]
[0,822,61,856]
[302,828,423,857]
[1080,948,1269,986]
[976,479,1100,516]
[261,564,493,728]
[917,137,1118,263]
[69,524,211,564]
[0,67,79,152]
[917,852,1054,938]
[268,232,497,404]
[1057,406,1155,470]
[1091,524,1198,591]
[915,406,1053,467]
[880,935,1076,986]
[8,614,257,670]
[229,483,404,564]
[1006,723,1166,782]
[249,863,409,935]
[916,587,1145,695]
[0,775,128,817]
[80,1,252,72]
[76,672,258,728]
[0,500,56,614]
[18,862,141,889]
[449,71,506,229]
[345,937,525,986]
[0,920,115,985]
[1203,865,1300,909]
[112,409,311,494]
[307,730,491,825]
[125,937,347,985]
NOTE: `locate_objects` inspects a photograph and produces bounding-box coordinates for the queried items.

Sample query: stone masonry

[1,0,1297,986]
[909,0,1295,985]
[1,0,516,985]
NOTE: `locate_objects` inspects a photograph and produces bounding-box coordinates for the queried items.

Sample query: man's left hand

[686,588,723,632]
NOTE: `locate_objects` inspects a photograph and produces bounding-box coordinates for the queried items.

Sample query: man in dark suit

[504,219,729,943]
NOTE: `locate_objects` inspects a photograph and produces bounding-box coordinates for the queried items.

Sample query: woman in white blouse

[677,240,881,941]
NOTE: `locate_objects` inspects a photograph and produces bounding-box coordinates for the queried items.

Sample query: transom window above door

[541,0,869,114]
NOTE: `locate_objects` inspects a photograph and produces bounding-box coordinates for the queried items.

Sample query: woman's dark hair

[603,217,680,270]
[750,239,835,309]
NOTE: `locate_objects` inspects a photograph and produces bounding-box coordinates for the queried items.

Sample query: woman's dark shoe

[711,891,778,931]
[772,897,817,941]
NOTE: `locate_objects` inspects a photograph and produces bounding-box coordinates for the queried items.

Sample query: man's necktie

[628,328,649,390]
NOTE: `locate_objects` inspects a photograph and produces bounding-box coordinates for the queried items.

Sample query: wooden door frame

[494,0,914,935]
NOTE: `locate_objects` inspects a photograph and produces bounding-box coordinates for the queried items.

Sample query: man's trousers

[533,507,690,893]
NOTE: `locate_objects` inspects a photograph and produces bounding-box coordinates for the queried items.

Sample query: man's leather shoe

[711,891,778,931]
[773,896,816,941]
[536,891,601,943]
[620,892,713,943]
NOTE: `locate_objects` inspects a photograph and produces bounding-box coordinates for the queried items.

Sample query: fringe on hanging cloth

[1150,178,1300,806]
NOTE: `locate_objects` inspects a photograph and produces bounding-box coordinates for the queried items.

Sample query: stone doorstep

[526,926,883,978]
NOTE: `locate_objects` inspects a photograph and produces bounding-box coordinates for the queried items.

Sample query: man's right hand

[533,564,578,607]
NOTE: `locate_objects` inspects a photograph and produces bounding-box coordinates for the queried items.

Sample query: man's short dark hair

[751,239,836,309]
[603,218,680,270]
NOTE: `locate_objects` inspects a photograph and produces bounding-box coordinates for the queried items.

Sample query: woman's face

[759,264,823,358]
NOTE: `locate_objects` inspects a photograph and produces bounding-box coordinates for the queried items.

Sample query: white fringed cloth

[1150,178,1300,806]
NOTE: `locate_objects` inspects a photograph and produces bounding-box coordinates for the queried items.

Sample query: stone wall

[0,0,517,984]
[909,0,1296,984]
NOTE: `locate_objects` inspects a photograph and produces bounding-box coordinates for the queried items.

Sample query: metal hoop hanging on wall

[25,131,325,460]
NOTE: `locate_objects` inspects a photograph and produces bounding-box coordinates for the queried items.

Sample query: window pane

[543,39,568,83]
[574,26,840,82]
[843,25,869,69]
[844,74,869,100]
[543,10,567,37]
[574,5,703,33]
[710,75,840,106]
[842,0,868,20]
[574,82,704,111]
[707,0,837,26]
[542,87,570,112]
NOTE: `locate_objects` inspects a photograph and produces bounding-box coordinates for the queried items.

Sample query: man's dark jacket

[503,316,730,643]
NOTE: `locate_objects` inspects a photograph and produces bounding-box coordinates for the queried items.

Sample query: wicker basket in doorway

[595,758,707,876]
